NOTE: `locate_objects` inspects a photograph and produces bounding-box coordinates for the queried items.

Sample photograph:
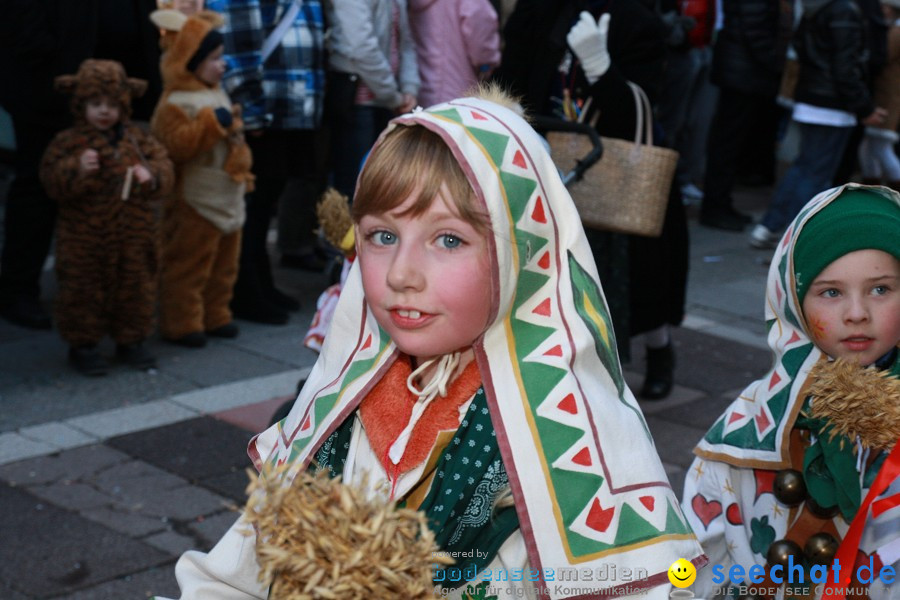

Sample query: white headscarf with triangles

[251,97,704,598]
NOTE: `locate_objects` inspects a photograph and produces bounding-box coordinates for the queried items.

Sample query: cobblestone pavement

[0,175,778,598]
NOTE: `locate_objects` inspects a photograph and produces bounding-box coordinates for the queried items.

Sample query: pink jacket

[408,0,501,108]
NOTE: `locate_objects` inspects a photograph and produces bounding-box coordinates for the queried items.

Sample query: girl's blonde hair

[352,125,489,232]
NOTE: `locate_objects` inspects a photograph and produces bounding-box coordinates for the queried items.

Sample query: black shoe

[0,296,52,330]
[267,287,301,312]
[69,345,109,376]
[699,210,748,232]
[166,331,207,348]
[207,322,239,338]
[116,342,157,369]
[279,252,327,272]
[728,207,754,224]
[232,299,290,325]
[640,343,674,400]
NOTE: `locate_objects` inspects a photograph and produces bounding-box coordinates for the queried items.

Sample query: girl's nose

[386,246,424,291]
[844,295,870,323]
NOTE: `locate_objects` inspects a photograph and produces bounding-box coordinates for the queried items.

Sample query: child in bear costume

[150,9,254,348]
[39,59,174,376]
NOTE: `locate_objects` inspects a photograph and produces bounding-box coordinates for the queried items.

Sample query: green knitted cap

[794,189,900,305]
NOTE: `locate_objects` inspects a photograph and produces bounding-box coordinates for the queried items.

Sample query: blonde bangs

[352,125,488,232]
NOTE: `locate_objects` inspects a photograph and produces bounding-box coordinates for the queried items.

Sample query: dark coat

[0,0,162,125]
[493,0,667,141]
[710,0,792,97]
[492,0,688,343]
[794,0,875,118]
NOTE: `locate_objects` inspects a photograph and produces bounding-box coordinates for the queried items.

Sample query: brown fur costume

[150,9,254,339]
[39,59,174,347]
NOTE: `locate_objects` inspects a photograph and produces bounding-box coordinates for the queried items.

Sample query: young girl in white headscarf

[157,87,704,600]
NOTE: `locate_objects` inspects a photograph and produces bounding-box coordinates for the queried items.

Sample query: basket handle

[626,81,654,147]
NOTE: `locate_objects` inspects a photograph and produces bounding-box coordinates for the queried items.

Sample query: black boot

[69,345,109,377]
[640,343,674,400]
[116,341,157,370]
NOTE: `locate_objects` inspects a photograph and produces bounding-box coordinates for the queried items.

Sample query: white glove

[566,11,611,85]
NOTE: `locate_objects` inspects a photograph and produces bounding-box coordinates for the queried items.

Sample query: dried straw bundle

[807,358,900,452]
[243,466,453,599]
[316,188,353,253]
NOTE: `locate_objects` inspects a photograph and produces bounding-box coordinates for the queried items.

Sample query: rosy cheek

[808,316,826,340]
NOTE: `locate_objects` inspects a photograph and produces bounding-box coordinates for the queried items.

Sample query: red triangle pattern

[572,447,592,466]
[361,333,372,351]
[639,496,655,512]
[775,283,783,306]
[301,415,311,431]
[768,371,781,390]
[781,226,792,248]
[470,111,488,121]
[532,298,551,317]
[544,345,563,357]
[586,498,615,532]
[531,196,547,223]
[537,251,551,270]
[755,409,771,433]
[727,411,745,425]
[557,393,577,414]
[787,330,801,345]
[512,149,527,169]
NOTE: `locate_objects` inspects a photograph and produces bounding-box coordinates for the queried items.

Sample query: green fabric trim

[797,349,900,520]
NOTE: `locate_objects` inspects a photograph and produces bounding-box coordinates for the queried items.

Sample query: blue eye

[439,234,462,249]
[371,231,397,246]
[821,289,840,298]
[872,285,889,296]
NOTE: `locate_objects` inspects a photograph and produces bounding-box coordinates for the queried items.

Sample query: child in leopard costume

[40,59,174,375]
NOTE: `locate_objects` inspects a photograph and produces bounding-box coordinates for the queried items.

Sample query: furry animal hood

[55,59,146,122]
[151,9,225,91]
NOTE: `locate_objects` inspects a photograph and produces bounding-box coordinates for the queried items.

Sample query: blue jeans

[761,122,853,231]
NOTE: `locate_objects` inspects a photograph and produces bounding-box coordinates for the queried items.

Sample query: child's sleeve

[151,101,228,164]
[154,515,269,600]
[460,0,501,73]
[38,131,92,202]
[136,130,175,201]
[204,0,271,130]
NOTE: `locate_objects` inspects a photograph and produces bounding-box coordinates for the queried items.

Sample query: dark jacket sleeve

[828,2,876,117]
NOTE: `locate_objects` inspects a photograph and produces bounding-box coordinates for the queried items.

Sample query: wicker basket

[547,83,677,237]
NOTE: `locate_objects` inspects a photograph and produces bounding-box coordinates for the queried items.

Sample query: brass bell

[804,532,838,565]
[766,539,803,569]
[773,469,807,506]
[806,496,840,519]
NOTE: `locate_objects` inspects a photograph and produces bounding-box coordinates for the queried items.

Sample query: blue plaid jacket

[206,0,326,130]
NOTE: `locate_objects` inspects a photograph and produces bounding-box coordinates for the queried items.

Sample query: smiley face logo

[668,558,696,588]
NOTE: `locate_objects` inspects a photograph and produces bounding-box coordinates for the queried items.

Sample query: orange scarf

[358,355,482,478]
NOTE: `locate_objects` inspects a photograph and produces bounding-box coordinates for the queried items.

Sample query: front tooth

[409,310,421,319]
[397,309,409,317]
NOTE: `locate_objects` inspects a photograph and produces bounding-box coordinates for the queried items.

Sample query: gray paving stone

[52,565,180,600]
[0,444,130,486]
[132,484,230,521]
[644,415,708,470]
[106,417,255,486]
[143,529,196,556]
[188,509,242,548]
[81,506,170,538]
[0,483,168,598]
[29,480,113,510]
